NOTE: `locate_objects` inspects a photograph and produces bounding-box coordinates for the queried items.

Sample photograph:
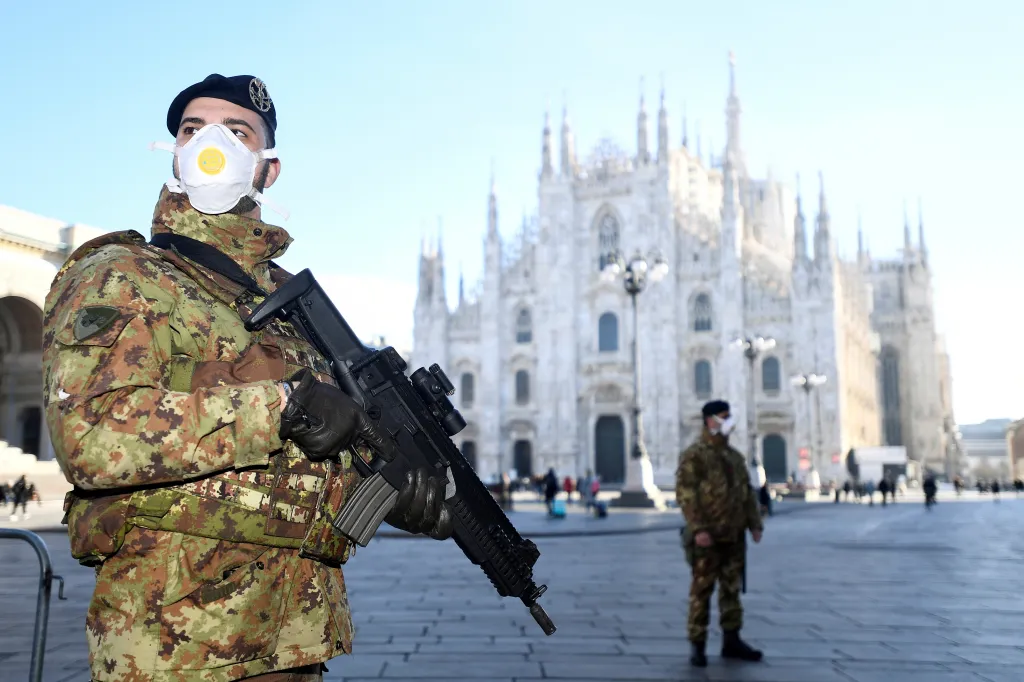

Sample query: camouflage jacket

[675,432,763,542]
[42,189,358,681]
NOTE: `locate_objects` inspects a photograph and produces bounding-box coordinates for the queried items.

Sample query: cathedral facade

[412,57,959,487]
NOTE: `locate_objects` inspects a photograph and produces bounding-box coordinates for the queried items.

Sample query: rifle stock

[245,269,556,636]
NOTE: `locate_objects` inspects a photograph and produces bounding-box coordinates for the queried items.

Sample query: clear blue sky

[1,1,1020,425]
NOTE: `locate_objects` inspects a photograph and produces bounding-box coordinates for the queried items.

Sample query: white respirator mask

[150,123,289,220]
[712,415,737,437]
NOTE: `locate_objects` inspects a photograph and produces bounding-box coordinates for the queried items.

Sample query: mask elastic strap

[165,178,185,194]
[259,148,278,161]
[149,141,177,154]
[250,188,291,222]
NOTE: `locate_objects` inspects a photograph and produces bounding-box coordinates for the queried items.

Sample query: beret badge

[249,78,273,113]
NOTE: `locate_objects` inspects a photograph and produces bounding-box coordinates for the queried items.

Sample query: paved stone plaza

[3,493,1024,681]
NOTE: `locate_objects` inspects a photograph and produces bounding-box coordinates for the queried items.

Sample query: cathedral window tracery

[596,212,620,271]
[515,308,532,343]
[762,356,781,394]
[694,360,713,398]
[515,370,531,405]
[880,346,903,445]
[692,293,713,332]
[598,312,619,352]
[460,372,475,408]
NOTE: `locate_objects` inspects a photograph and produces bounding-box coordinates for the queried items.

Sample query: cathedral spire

[560,95,577,177]
[918,198,928,266]
[903,199,913,255]
[857,211,865,262]
[681,101,688,148]
[636,77,651,165]
[721,149,742,257]
[793,173,808,264]
[436,215,444,260]
[433,216,447,306]
[657,75,670,164]
[814,171,833,263]
[540,105,554,180]
[487,164,498,238]
[725,50,746,178]
[458,264,464,305]
[695,120,702,162]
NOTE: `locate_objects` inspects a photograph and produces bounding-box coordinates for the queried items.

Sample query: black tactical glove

[279,369,392,461]
[385,468,455,540]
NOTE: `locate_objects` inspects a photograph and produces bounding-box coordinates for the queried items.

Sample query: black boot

[689,640,707,667]
[721,629,763,661]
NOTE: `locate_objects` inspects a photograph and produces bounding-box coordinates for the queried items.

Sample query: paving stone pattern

[2,494,1024,681]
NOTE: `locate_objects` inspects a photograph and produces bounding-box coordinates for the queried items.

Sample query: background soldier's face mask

[151,124,289,219]
[711,414,736,436]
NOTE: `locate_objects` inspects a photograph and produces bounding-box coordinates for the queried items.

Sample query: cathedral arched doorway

[513,440,533,479]
[0,296,44,453]
[594,416,626,484]
[762,434,787,483]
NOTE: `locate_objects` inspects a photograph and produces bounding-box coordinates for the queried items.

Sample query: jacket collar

[701,429,729,450]
[150,187,292,282]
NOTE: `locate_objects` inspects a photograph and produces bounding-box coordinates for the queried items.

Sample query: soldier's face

[171,97,281,196]
[706,413,731,430]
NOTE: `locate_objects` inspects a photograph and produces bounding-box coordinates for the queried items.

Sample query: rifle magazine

[333,472,399,547]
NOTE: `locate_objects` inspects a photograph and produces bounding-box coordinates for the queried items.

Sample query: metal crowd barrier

[0,528,67,682]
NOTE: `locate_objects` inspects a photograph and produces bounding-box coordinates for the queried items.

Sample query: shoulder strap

[149,233,267,296]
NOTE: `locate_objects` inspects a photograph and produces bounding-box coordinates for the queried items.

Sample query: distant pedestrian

[758,484,773,516]
[923,475,938,508]
[992,480,1000,501]
[878,479,890,507]
[543,469,559,514]
[9,475,29,521]
[500,472,513,511]
[865,480,876,507]
[842,480,851,502]
[562,476,575,504]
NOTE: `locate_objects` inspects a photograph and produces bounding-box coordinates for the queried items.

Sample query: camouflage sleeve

[675,448,708,532]
[42,248,284,491]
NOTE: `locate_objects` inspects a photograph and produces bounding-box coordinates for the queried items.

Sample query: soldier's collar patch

[73,306,121,342]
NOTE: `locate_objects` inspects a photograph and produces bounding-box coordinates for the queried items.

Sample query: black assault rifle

[245,269,556,636]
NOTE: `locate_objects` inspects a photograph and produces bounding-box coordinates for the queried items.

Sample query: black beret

[701,400,730,418]
[166,74,277,141]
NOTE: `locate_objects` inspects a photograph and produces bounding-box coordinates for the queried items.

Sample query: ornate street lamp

[602,248,669,509]
[731,336,777,467]
[790,373,827,486]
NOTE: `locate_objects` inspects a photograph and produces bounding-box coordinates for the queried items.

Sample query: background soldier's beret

[701,400,730,418]
[166,74,278,141]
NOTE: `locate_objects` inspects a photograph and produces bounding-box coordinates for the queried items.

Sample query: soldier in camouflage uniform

[42,74,454,682]
[676,400,764,667]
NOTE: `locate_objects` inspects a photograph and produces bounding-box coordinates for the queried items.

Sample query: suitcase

[551,498,567,518]
[594,501,608,518]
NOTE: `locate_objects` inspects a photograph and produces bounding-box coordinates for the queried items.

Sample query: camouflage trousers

[687,540,745,642]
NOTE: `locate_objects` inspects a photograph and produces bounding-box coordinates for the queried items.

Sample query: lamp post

[790,373,827,485]
[731,336,776,467]
[602,248,669,509]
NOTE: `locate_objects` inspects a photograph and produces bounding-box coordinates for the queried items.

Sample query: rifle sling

[149,232,267,297]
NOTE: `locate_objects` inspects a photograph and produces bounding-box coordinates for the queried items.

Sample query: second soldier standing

[676,400,764,668]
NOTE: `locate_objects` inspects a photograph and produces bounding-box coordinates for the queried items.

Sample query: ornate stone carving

[595,384,624,403]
